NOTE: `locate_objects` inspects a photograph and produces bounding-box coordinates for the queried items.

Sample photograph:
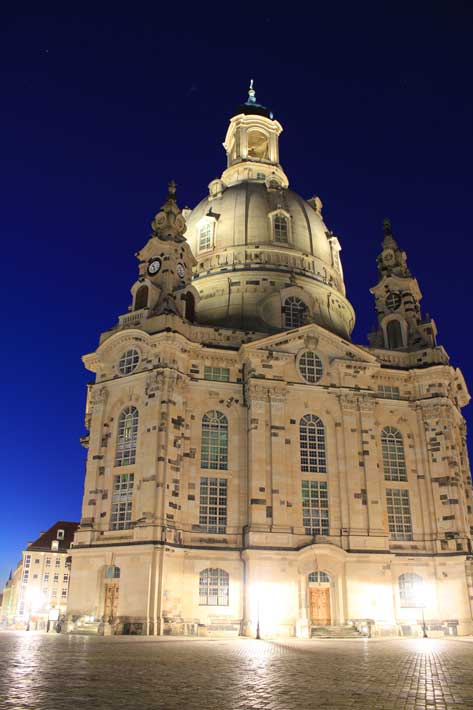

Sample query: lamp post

[256,598,261,640]
[420,605,428,639]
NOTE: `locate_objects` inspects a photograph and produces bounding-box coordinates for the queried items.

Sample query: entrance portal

[309,587,331,625]
[308,570,331,626]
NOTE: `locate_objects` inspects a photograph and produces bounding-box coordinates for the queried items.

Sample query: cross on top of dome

[237,79,273,119]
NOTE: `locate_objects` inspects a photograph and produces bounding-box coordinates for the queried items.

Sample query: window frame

[283,296,308,329]
[115,406,139,467]
[298,351,323,383]
[386,488,413,541]
[118,349,140,376]
[111,473,135,530]
[300,415,327,473]
[381,426,407,482]
[201,410,228,471]
[302,480,329,536]
[199,568,229,606]
[199,476,227,534]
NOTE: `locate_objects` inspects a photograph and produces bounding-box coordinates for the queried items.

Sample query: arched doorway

[308,571,331,626]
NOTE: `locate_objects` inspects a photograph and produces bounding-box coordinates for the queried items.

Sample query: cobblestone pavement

[1,633,473,710]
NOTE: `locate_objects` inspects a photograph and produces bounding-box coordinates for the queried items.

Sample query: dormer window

[57,529,65,541]
[269,210,291,245]
[283,296,308,329]
[274,215,289,243]
[198,223,213,252]
[51,540,59,551]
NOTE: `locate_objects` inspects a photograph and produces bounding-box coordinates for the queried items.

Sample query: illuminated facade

[0,522,78,630]
[67,84,473,637]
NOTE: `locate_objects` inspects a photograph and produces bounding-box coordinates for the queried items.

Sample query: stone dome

[186,182,335,275]
[182,103,355,339]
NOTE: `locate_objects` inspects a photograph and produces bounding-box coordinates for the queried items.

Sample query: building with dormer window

[67,84,473,638]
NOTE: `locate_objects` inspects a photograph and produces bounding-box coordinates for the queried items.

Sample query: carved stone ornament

[145,370,164,396]
[303,334,319,350]
[90,386,109,408]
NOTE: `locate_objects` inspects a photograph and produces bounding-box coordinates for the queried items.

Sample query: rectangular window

[302,480,329,536]
[63,574,69,583]
[45,558,51,568]
[199,477,227,534]
[53,574,59,584]
[22,570,29,583]
[42,587,48,597]
[55,558,61,568]
[198,223,213,252]
[34,558,40,564]
[51,590,57,598]
[24,555,31,568]
[378,385,400,400]
[204,366,230,382]
[111,473,134,530]
[61,588,68,599]
[386,488,413,540]
[43,573,49,583]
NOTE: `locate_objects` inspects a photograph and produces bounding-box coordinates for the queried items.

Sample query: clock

[147,258,162,276]
[386,291,401,311]
[176,263,185,279]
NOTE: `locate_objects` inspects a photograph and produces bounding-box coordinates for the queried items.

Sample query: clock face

[147,258,162,276]
[176,263,185,279]
[386,291,401,311]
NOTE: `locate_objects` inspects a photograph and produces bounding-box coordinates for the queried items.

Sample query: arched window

[185,291,195,322]
[198,223,213,252]
[399,572,424,607]
[134,285,148,311]
[115,407,139,466]
[283,296,307,329]
[308,571,330,584]
[300,415,327,473]
[381,427,407,481]
[274,214,288,243]
[386,319,404,349]
[199,568,229,606]
[201,411,228,470]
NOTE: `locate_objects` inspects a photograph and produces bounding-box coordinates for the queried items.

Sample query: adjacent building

[67,85,473,637]
[10,522,79,630]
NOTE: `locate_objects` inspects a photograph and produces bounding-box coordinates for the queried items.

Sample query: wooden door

[104,582,119,621]
[310,587,331,625]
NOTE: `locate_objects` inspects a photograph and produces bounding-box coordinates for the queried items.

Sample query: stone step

[311,625,365,639]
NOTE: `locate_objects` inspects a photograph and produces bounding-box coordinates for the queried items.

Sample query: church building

[67,84,473,637]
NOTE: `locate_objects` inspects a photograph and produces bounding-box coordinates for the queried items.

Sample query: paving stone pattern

[1,633,473,709]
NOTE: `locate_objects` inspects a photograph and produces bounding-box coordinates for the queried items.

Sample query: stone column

[358,395,388,548]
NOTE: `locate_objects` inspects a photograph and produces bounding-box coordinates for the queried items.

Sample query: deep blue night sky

[1,4,472,587]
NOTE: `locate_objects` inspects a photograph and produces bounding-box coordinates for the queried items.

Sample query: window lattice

[299,351,323,383]
[274,214,289,243]
[198,223,213,252]
[382,427,407,481]
[199,477,227,533]
[111,473,134,530]
[201,411,228,470]
[302,480,329,536]
[378,385,400,400]
[204,366,230,382]
[118,349,140,375]
[283,296,307,329]
[115,407,139,467]
[308,571,330,584]
[199,568,229,606]
[386,488,413,541]
[399,572,424,607]
[300,415,327,473]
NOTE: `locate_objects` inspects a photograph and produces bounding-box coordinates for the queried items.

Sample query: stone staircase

[72,620,101,635]
[311,624,365,639]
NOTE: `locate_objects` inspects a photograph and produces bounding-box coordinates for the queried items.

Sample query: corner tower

[368,219,448,367]
[185,83,355,338]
